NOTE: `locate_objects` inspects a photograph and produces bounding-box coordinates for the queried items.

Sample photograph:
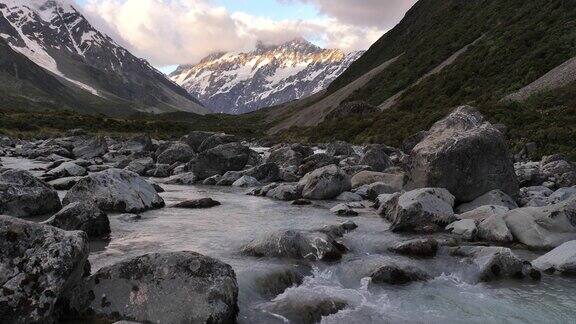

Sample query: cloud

[82,0,393,66]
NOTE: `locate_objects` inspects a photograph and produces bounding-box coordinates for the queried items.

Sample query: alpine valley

[170,39,363,114]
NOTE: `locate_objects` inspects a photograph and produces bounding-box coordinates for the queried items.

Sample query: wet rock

[242,229,347,261]
[65,252,238,324]
[266,183,303,201]
[232,175,261,188]
[0,169,62,217]
[455,189,518,213]
[318,221,358,237]
[243,163,280,183]
[145,164,171,178]
[164,172,197,185]
[156,142,195,165]
[117,213,142,222]
[124,157,154,176]
[408,106,519,202]
[121,134,154,153]
[446,219,477,240]
[63,169,165,213]
[261,293,346,324]
[351,170,405,190]
[532,240,576,274]
[202,174,222,185]
[477,214,513,243]
[72,136,108,159]
[379,188,456,233]
[0,215,88,323]
[198,133,239,152]
[370,262,431,285]
[298,153,338,176]
[267,144,314,168]
[504,197,576,249]
[192,143,251,179]
[172,198,221,209]
[326,141,355,157]
[330,203,359,217]
[300,165,351,200]
[280,167,301,182]
[450,246,536,282]
[254,266,312,298]
[49,176,83,190]
[43,202,110,239]
[457,205,510,221]
[45,162,87,180]
[360,145,393,172]
[216,171,243,186]
[389,238,439,257]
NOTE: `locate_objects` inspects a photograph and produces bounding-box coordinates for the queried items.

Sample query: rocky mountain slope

[0,0,208,115]
[170,39,363,114]
[266,0,576,158]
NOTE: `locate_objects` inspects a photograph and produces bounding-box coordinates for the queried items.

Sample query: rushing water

[4,156,576,323]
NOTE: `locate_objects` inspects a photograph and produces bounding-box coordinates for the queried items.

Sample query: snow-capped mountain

[170,38,364,114]
[0,0,208,115]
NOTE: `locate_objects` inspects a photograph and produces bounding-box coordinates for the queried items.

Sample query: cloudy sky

[74,0,417,71]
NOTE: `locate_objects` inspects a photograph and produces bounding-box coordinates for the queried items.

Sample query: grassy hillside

[273,0,576,159]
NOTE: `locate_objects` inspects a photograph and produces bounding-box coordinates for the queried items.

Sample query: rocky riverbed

[2,106,576,323]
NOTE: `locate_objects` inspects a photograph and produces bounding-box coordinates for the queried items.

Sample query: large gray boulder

[267,144,314,168]
[326,141,355,157]
[124,157,155,176]
[0,169,62,217]
[156,142,195,165]
[43,202,110,239]
[407,106,518,202]
[456,189,518,213]
[458,205,510,221]
[180,131,217,151]
[45,162,87,180]
[532,240,576,274]
[243,163,280,183]
[121,134,154,153]
[504,197,576,249]
[477,214,513,243]
[242,230,347,261]
[265,183,302,201]
[0,216,88,323]
[72,136,108,159]
[379,188,456,233]
[450,246,538,282]
[192,143,251,179]
[198,133,239,152]
[300,165,351,200]
[370,262,431,285]
[360,145,393,172]
[65,252,238,324]
[63,169,165,213]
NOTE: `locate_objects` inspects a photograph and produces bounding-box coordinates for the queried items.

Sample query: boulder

[180,131,217,151]
[63,169,164,213]
[318,221,358,237]
[254,266,311,298]
[540,155,576,188]
[450,246,538,282]
[266,183,302,201]
[446,219,477,240]
[360,146,393,172]
[145,164,171,178]
[243,163,280,183]
[121,134,154,153]
[172,198,221,209]
[124,157,154,176]
[532,241,576,274]
[164,172,197,185]
[45,162,87,180]
[216,171,244,186]
[197,133,239,152]
[379,188,456,233]
[335,191,363,202]
[407,106,518,202]
[48,176,83,190]
[192,143,251,179]
[326,141,355,157]
[156,142,195,165]
[0,169,62,217]
[65,252,238,324]
[389,238,439,257]
[260,293,346,324]
[267,144,314,168]
[370,262,431,285]
[458,205,510,221]
[72,136,108,159]
[298,153,338,176]
[351,170,404,190]
[43,202,110,239]
[330,203,359,217]
[202,174,221,185]
[300,165,351,200]
[232,175,261,188]
[504,197,576,249]
[477,214,513,243]
[242,230,347,261]
[455,189,518,213]
[0,216,88,323]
